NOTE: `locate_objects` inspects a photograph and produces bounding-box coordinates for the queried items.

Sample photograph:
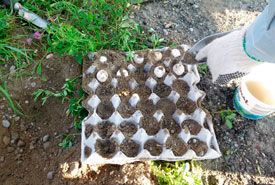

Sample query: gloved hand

[195,26,264,84]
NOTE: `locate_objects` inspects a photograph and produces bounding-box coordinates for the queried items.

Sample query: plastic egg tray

[81,45,221,165]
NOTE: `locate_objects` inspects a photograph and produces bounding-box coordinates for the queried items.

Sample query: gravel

[42,135,50,142]
[2,120,10,128]
[17,140,26,147]
[47,171,55,180]
[2,136,10,146]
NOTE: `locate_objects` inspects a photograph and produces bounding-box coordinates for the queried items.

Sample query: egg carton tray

[81,44,221,165]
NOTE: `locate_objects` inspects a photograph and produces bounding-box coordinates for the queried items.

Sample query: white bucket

[233,63,275,119]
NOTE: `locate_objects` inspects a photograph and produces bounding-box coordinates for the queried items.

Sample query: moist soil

[117,100,137,118]
[95,139,118,159]
[118,122,138,138]
[137,99,156,116]
[161,118,181,136]
[95,84,114,99]
[166,136,188,156]
[156,98,176,117]
[153,83,172,98]
[182,52,198,64]
[95,122,116,139]
[120,139,140,157]
[140,116,161,136]
[144,139,163,156]
[96,100,115,120]
[182,119,202,135]
[84,146,92,158]
[188,138,208,157]
[132,86,152,100]
[85,124,94,139]
[176,97,197,115]
[172,80,190,96]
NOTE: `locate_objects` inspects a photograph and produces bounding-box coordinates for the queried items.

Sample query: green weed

[151,161,202,185]
[33,77,88,147]
[214,109,237,129]
[57,133,80,149]
[197,64,208,75]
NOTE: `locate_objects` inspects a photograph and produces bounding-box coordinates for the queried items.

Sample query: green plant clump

[151,161,202,185]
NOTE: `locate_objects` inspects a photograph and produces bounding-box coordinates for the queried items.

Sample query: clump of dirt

[96,100,115,119]
[156,98,176,117]
[137,99,156,116]
[84,146,92,158]
[153,83,172,98]
[85,124,94,138]
[144,139,163,156]
[118,101,137,118]
[183,52,198,64]
[172,80,190,96]
[95,122,116,139]
[182,119,202,135]
[140,116,161,135]
[95,139,118,158]
[119,122,138,138]
[120,139,140,157]
[188,138,208,157]
[166,136,188,156]
[162,118,181,135]
[176,97,196,115]
[95,84,114,99]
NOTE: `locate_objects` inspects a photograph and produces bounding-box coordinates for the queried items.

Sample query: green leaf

[225,119,232,129]
[36,61,42,75]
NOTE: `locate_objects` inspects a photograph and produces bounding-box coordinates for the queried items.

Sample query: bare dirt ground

[1,0,275,185]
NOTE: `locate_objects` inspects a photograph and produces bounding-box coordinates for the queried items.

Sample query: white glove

[195,26,264,84]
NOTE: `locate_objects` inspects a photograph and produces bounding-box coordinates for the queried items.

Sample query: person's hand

[195,26,264,84]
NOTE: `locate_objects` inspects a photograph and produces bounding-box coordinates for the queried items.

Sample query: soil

[156,98,176,117]
[85,124,94,139]
[188,138,208,157]
[153,83,172,98]
[137,99,156,116]
[117,100,137,118]
[140,116,161,136]
[95,122,116,139]
[182,119,202,135]
[120,139,140,157]
[118,122,138,138]
[172,80,190,96]
[161,118,181,136]
[96,100,115,120]
[176,97,197,115]
[84,146,92,158]
[95,139,118,159]
[183,52,198,64]
[144,139,163,156]
[166,136,188,156]
[132,86,152,100]
[95,84,114,99]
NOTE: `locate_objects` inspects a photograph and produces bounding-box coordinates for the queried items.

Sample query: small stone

[20,123,26,131]
[31,82,36,88]
[47,171,55,180]
[10,65,16,73]
[11,132,19,141]
[46,53,53,59]
[2,120,10,128]
[29,142,35,150]
[163,29,169,36]
[2,136,10,145]
[43,135,50,142]
[7,147,15,153]
[0,156,5,162]
[17,140,25,147]
[25,100,29,104]
[43,142,50,150]
[99,56,107,63]
[192,4,199,8]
